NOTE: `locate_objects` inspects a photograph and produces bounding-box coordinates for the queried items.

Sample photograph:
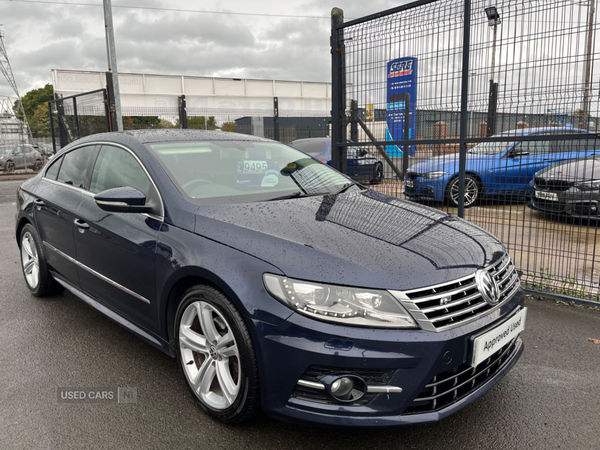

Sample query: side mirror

[359,149,368,156]
[94,186,154,213]
[509,148,529,157]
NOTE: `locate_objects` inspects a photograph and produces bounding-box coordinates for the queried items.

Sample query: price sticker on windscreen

[238,160,268,174]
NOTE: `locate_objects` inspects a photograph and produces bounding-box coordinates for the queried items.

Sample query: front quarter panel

[155,221,294,343]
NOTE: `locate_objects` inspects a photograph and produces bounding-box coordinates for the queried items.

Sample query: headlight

[575,180,600,190]
[422,171,447,179]
[263,274,417,328]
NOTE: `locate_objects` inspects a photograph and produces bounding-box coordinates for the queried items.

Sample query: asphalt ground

[1,179,600,450]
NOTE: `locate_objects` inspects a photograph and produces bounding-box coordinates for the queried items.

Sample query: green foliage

[14,84,54,120]
[123,116,161,130]
[175,116,218,130]
[29,104,52,138]
[221,121,236,133]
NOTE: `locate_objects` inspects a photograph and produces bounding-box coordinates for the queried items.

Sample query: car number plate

[471,307,527,367]
[405,180,414,188]
[238,160,268,174]
[535,190,558,201]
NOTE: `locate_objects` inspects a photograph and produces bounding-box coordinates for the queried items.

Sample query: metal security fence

[332,0,600,302]
[48,91,332,151]
[48,89,110,153]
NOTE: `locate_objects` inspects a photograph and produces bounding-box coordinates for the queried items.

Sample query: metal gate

[332,0,600,304]
[48,89,110,153]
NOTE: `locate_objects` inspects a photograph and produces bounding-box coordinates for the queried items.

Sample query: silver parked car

[0,144,44,173]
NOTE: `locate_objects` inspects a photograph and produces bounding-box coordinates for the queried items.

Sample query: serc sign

[386,57,418,157]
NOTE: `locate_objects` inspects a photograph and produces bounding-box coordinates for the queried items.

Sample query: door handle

[34,198,44,207]
[73,218,89,230]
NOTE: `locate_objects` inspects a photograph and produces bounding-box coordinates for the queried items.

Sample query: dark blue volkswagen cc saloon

[15,130,525,426]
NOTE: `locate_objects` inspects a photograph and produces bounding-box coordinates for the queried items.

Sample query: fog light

[331,377,354,399]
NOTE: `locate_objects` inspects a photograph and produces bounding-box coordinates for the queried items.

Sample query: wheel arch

[446,171,486,196]
[162,268,249,355]
[15,216,32,247]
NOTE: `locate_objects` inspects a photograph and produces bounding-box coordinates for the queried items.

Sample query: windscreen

[468,140,515,155]
[289,140,327,155]
[148,140,353,204]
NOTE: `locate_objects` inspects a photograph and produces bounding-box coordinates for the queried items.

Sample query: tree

[13,84,54,121]
[221,121,236,133]
[29,104,52,138]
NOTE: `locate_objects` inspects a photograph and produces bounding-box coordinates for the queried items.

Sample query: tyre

[175,285,260,424]
[446,174,480,208]
[5,160,14,173]
[34,159,43,172]
[19,223,63,297]
[370,163,384,185]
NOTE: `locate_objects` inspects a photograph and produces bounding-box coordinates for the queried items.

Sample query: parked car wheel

[5,160,14,173]
[34,159,43,172]
[20,224,63,297]
[446,174,480,208]
[175,285,260,424]
[371,163,384,185]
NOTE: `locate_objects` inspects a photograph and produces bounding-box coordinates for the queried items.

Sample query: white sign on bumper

[471,307,527,367]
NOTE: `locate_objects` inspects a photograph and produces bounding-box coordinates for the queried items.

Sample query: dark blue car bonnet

[193,190,505,291]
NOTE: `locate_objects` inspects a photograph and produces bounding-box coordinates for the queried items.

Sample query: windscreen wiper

[266,191,308,201]
[334,182,357,194]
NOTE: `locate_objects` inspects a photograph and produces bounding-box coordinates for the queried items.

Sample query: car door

[72,144,162,330]
[494,138,552,192]
[13,146,25,169]
[33,145,97,286]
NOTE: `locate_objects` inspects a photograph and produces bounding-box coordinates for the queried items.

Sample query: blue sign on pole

[386,57,418,157]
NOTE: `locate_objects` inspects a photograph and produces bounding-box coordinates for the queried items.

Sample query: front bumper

[528,188,599,219]
[253,288,525,426]
[403,178,446,202]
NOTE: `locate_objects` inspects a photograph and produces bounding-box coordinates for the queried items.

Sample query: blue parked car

[290,137,384,184]
[16,130,524,426]
[404,127,599,207]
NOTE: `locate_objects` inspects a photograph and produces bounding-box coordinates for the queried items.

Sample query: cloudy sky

[0,0,408,99]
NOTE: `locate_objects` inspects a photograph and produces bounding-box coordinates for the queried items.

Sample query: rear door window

[44,156,63,180]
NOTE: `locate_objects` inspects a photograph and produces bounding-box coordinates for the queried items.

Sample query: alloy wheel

[179,301,241,410]
[451,176,478,207]
[5,161,14,173]
[21,231,40,289]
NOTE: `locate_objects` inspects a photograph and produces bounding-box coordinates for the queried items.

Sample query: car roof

[121,129,274,144]
[290,137,331,143]
[496,126,589,137]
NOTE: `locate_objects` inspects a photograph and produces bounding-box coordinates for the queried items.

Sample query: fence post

[486,81,498,137]
[48,102,57,154]
[457,0,472,218]
[103,89,111,132]
[105,71,117,131]
[273,97,280,141]
[56,99,70,149]
[72,96,80,140]
[350,100,358,142]
[403,93,410,175]
[331,7,347,174]
[178,95,188,129]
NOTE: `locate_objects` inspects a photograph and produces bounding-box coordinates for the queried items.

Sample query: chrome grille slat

[429,301,488,323]
[406,281,478,304]
[420,291,481,314]
[400,255,520,331]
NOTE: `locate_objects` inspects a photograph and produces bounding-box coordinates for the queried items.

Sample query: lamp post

[485,7,501,137]
[582,0,596,130]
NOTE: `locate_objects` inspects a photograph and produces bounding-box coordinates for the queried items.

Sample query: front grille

[402,337,520,415]
[405,172,418,181]
[291,366,395,406]
[534,177,573,192]
[532,198,564,212]
[401,254,520,331]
